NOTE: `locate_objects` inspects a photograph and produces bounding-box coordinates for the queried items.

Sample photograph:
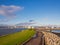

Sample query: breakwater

[42,31,60,45]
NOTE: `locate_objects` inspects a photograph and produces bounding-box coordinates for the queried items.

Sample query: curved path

[23,30,44,45]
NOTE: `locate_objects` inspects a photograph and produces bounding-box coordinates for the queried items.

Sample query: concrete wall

[42,31,60,45]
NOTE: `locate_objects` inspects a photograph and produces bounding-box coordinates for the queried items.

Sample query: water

[52,30,60,33]
[0,28,27,36]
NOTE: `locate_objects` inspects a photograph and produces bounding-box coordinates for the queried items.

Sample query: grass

[0,29,35,45]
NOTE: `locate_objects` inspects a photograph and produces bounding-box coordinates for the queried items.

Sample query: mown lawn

[0,29,35,45]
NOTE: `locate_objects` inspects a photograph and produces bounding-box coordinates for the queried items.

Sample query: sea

[52,30,60,33]
[0,28,27,36]
[0,28,60,36]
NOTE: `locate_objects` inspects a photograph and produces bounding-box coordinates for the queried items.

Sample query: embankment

[42,31,60,45]
[0,29,35,45]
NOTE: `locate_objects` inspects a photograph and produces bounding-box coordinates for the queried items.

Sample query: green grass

[0,29,35,45]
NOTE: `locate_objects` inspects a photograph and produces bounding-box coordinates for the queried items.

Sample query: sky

[0,0,60,26]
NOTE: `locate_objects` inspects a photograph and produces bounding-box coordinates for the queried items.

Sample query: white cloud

[43,17,48,21]
[0,19,9,22]
[0,5,24,22]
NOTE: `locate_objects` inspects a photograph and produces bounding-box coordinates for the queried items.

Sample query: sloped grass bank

[0,29,35,45]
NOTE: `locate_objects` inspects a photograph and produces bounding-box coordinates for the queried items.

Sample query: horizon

[0,0,60,26]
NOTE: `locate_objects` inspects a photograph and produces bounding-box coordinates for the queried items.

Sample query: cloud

[29,20,34,22]
[16,22,35,26]
[0,5,24,19]
[43,17,48,21]
[0,19,9,22]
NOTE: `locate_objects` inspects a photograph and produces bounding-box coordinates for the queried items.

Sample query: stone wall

[42,31,60,45]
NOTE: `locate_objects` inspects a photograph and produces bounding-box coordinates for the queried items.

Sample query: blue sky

[0,0,60,25]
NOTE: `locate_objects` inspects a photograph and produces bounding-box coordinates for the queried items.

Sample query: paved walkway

[23,31,44,45]
[23,29,60,45]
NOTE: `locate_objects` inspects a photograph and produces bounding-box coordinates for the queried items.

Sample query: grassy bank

[0,29,35,45]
